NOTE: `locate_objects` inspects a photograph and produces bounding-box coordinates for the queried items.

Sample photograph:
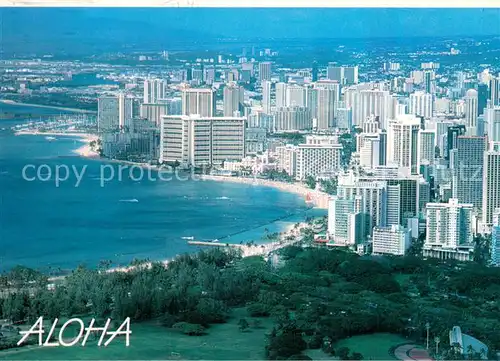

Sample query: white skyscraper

[295,136,342,180]
[223,83,243,117]
[274,106,312,131]
[409,91,433,119]
[275,82,287,109]
[490,77,499,106]
[484,106,500,142]
[118,93,134,130]
[143,79,166,104]
[423,198,474,261]
[452,136,487,211]
[358,133,382,169]
[387,114,422,174]
[328,195,366,246]
[419,130,436,164]
[140,103,168,126]
[465,89,479,135]
[336,107,353,130]
[160,115,245,167]
[337,172,388,233]
[262,81,272,114]
[98,96,119,132]
[482,150,500,228]
[363,115,381,133]
[356,89,393,129]
[315,88,337,130]
[276,145,298,177]
[259,62,272,82]
[181,88,215,117]
[372,225,411,256]
[97,94,133,132]
[306,86,318,119]
[286,84,307,107]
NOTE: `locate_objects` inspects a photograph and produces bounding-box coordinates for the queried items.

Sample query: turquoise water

[0,107,324,273]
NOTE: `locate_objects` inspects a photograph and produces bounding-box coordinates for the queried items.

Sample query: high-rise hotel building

[355,167,430,224]
[465,89,479,136]
[97,93,134,132]
[181,88,216,117]
[223,82,244,117]
[314,81,341,130]
[328,195,366,246]
[262,81,272,114]
[419,130,436,165]
[387,114,422,174]
[143,79,166,104]
[295,135,342,180]
[259,62,272,82]
[482,148,500,228]
[159,115,245,167]
[409,91,433,119]
[372,225,411,256]
[452,136,487,212]
[423,198,474,261]
[337,171,389,233]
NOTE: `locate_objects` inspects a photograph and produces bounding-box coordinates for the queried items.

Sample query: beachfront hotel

[295,135,342,180]
[159,115,246,168]
[97,93,134,132]
[275,135,342,180]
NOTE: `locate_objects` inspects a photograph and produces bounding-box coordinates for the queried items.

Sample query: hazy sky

[2,8,500,39]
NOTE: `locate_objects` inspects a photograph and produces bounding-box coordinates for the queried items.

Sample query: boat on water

[119,199,139,203]
[45,136,57,141]
[211,239,219,243]
[181,236,195,240]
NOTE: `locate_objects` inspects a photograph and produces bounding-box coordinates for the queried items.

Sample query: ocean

[0,105,324,273]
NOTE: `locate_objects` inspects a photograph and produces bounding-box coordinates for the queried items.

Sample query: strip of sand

[202,175,329,209]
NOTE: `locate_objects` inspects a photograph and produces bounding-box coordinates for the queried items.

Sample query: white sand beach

[202,175,330,209]
[48,221,306,282]
[15,130,100,158]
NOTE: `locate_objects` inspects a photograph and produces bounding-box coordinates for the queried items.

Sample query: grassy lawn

[0,309,272,360]
[333,333,413,360]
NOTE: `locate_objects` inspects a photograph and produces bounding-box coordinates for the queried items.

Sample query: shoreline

[57,134,329,209]
[0,99,97,114]
[201,175,330,210]
[48,221,305,282]
[15,130,100,158]
[10,131,322,278]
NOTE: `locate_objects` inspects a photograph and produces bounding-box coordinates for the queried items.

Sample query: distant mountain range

[0,8,212,55]
[1,8,499,56]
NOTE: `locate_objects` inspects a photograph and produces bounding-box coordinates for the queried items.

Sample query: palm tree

[466,345,475,359]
